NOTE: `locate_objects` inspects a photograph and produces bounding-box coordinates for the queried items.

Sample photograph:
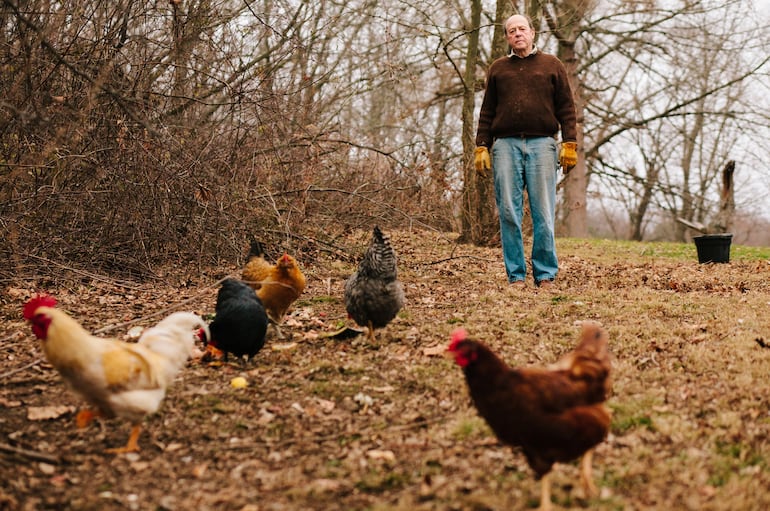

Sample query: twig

[26,254,144,290]
[0,442,61,464]
[0,359,43,379]
[262,228,357,262]
[0,333,21,344]
[424,254,492,266]
[92,275,232,334]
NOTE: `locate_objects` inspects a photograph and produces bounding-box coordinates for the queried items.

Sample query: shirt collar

[509,46,538,59]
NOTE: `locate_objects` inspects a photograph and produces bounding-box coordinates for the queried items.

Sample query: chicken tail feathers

[575,321,609,359]
[246,238,267,262]
[137,312,208,381]
[360,226,398,280]
[372,225,385,244]
[562,321,612,400]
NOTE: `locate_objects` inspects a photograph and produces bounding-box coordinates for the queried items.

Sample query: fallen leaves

[191,463,208,479]
[0,397,22,408]
[319,325,365,340]
[125,325,145,340]
[270,341,298,351]
[38,462,56,475]
[366,449,396,463]
[27,405,75,421]
[422,344,447,357]
[1,234,770,511]
[353,392,374,410]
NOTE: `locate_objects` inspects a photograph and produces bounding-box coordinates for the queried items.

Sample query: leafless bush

[1,113,452,281]
[0,0,454,282]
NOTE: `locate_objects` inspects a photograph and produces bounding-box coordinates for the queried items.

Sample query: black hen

[344,226,405,341]
[207,278,268,362]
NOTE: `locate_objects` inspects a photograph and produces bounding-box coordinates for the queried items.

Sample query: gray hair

[505,14,535,32]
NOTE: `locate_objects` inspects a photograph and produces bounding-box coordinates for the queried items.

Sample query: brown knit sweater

[475,51,577,147]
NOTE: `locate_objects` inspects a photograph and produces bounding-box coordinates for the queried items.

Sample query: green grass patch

[451,417,489,441]
[610,401,656,435]
[308,295,338,304]
[558,237,770,262]
[707,441,766,487]
[355,469,410,493]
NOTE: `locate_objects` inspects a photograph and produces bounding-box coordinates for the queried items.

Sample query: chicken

[241,239,306,337]
[447,321,611,511]
[344,226,405,341]
[23,294,209,453]
[203,278,268,362]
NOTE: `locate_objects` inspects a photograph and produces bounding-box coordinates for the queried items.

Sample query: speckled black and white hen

[344,226,405,341]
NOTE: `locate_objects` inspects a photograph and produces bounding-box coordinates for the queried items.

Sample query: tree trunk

[630,162,660,241]
[493,1,515,56]
[713,160,735,233]
[460,0,497,245]
[558,38,588,237]
[675,104,706,240]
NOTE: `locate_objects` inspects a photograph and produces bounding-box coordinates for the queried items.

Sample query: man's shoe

[510,280,526,289]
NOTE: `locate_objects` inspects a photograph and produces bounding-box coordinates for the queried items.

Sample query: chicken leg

[579,448,598,497]
[105,424,142,454]
[270,320,285,339]
[75,408,102,428]
[538,472,553,511]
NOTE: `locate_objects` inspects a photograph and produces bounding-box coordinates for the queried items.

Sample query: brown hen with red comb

[447,322,611,511]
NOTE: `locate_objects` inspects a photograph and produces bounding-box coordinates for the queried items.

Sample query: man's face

[506,16,534,55]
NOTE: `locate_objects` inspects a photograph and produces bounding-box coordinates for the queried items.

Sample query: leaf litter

[0,231,769,510]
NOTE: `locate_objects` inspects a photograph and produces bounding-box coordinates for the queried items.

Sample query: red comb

[23,294,58,320]
[447,328,468,351]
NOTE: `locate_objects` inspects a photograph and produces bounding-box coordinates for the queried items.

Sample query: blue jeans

[492,136,559,283]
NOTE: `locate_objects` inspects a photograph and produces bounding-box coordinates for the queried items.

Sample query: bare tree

[583,0,768,241]
[2,0,768,280]
[543,0,593,238]
[458,0,498,244]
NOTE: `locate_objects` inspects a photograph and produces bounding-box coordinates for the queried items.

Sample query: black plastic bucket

[693,234,732,263]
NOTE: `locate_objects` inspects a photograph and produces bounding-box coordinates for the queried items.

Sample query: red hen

[447,321,611,511]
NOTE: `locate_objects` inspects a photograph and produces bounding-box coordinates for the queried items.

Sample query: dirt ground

[1,230,769,511]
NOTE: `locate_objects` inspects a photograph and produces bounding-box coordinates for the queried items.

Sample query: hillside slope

[1,232,769,510]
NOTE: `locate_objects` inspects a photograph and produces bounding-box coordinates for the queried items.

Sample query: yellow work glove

[559,141,578,174]
[474,146,491,176]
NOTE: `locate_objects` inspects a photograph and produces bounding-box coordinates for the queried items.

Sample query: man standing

[475,14,577,290]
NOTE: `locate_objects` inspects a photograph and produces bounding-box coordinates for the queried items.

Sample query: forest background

[1,0,769,280]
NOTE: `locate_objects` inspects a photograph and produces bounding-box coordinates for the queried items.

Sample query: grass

[560,236,770,262]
